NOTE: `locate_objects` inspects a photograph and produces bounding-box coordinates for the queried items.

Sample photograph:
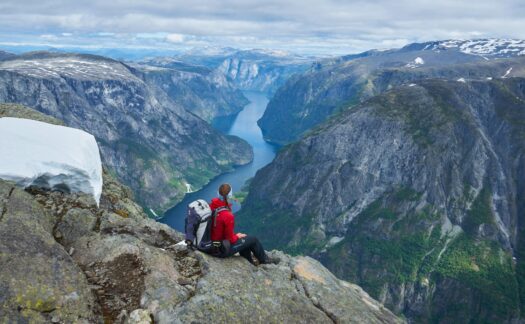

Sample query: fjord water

[160,91,279,231]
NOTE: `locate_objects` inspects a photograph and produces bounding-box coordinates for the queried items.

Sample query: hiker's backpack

[184,199,228,253]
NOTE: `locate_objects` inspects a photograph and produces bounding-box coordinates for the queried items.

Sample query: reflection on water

[160,91,279,231]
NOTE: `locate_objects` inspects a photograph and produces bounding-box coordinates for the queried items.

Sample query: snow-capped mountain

[0,52,138,81]
[415,39,525,58]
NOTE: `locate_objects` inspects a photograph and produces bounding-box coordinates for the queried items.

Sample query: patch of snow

[326,236,344,248]
[0,117,103,205]
[414,57,425,65]
[405,57,425,68]
[457,78,466,83]
[436,39,525,58]
[502,67,513,78]
[0,57,140,82]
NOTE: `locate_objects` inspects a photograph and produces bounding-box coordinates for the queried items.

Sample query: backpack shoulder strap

[212,206,230,227]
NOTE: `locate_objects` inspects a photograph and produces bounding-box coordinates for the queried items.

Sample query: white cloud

[166,33,185,43]
[39,34,58,40]
[0,0,523,55]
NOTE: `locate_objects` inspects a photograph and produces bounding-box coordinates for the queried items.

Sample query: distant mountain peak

[412,38,525,58]
[0,52,138,81]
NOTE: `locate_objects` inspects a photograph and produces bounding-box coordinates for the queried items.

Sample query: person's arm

[224,214,238,244]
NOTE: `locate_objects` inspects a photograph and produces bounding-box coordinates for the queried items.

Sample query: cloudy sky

[0,0,524,56]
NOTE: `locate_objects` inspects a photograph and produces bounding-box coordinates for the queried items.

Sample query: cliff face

[213,55,310,94]
[130,62,249,123]
[238,78,525,322]
[0,53,253,212]
[258,42,525,145]
[164,49,313,95]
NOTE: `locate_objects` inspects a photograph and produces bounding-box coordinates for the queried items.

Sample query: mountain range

[239,39,525,322]
[258,39,525,145]
[143,48,314,95]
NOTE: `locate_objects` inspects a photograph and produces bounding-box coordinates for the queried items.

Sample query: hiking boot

[262,255,281,265]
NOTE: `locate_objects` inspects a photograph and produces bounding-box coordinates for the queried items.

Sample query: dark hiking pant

[227,235,267,264]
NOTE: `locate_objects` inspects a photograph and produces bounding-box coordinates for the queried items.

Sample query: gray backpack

[185,199,228,253]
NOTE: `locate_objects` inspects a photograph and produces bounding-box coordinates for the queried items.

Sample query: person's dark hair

[218,183,232,211]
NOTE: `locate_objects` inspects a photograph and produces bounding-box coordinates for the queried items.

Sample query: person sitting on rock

[209,183,279,265]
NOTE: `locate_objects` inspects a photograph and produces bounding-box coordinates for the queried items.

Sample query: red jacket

[210,198,238,244]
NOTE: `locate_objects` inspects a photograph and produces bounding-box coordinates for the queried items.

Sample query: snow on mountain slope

[0,55,140,81]
[0,117,102,204]
[425,39,525,58]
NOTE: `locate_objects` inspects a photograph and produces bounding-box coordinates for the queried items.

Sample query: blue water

[160,91,279,231]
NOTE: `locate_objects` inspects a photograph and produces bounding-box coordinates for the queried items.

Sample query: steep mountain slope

[0,106,402,323]
[130,61,249,122]
[0,50,16,61]
[168,48,314,94]
[259,40,525,145]
[0,52,252,213]
[238,77,525,322]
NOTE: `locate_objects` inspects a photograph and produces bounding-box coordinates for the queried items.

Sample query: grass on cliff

[330,186,518,322]
[434,234,519,322]
[370,81,468,148]
[236,200,314,251]
[239,177,521,322]
[325,195,443,297]
[462,186,495,236]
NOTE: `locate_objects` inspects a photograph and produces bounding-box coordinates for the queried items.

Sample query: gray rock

[0,182,100,323]
[163,251,402,324]
[127,309,153,324]
[56,208,97,246]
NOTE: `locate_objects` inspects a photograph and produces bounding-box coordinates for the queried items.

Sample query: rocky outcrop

[0,53,253,212]
[0,172,402,323]
[258,42,525,145]
[238,78,525,322]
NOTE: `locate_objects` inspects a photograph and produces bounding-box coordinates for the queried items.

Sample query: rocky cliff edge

[0,175,402,324]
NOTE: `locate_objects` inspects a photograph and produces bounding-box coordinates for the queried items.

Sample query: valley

[161,91,279,230]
